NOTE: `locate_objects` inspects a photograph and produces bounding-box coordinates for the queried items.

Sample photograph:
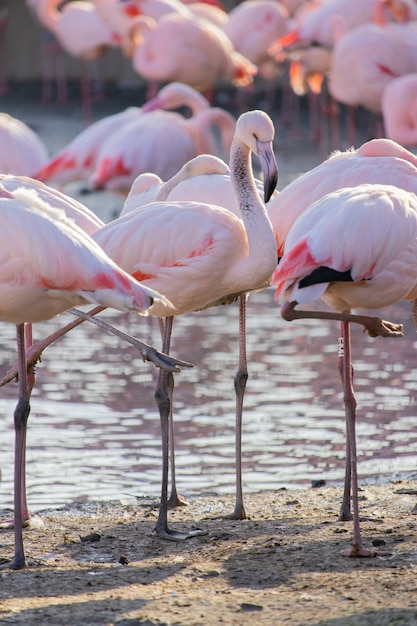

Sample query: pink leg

[340,322,376,558]
[281,300,403,338]
[1,324,31,569]
[1,324,36,530]
[338,325,353,521]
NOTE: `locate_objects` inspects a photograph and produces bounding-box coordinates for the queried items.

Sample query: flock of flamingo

[1,0,417,570]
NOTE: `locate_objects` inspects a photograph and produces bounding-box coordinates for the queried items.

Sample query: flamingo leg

[157,318,189,508]
[154,318,204,541]
[337,325,353,522]
[340,322,376,558]
[410,299,417,330]
[281,301,403,338]
[0,324,38,531]
[1,324,31,570]
[224,294,248,520]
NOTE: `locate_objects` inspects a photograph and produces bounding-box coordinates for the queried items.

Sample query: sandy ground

[1,82,417,624]
[1,484,417,625]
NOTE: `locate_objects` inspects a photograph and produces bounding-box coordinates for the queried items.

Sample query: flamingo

[328,20,417,115]
[0,173,105,233]
[272,182,417,557]
[274,0,417,51]
[89,106,236,193]
[0,174,192,539]
[127,13,257,92]
[268,137,417,256]
[120,152,275,511]
[0,180,178,570]
[92,109,278,535]
[267,137,417,521]
[0,114,49,178]
[381,73,417,146]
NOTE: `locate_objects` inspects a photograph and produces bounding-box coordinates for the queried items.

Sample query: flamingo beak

[257,140,278,203]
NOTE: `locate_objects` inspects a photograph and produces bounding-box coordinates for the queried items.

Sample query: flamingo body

[90,112,197,191]
[272,183,417,310]
[268,138,417,255]
[381,73,417,146]
[0,114,49,177]
[0,184,167,323]
[222,0,290,71]
[329,22,417,113]
[30,0,119,60]
[130,13,257,90]
[0,174,104,234]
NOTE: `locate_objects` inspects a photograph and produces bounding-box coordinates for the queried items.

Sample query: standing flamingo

[127,13,257,92]
[0,181,177,570]
[120,151,275,511]
[0,174,192,549]
[27,0,121,119]
[267,137,417,521]
[328,20,417,116]
[93,110,278,536]
[272,182,416,557]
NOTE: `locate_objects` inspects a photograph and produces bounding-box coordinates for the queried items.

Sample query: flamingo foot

[364,319,403,338]
[339,508,353,522]
[167,493,190,509]
[217,503,247,521]
[0,514,43,530]
[0,555,28,570]
[154,524,207,541]
[342,543,377,558]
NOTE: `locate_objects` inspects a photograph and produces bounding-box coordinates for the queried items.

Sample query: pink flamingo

[0,114,49,177]
[0,175,192,540]
[121,152,272,512]
[328,20,417,116]
[268,137,417,522]
[89,105,236,193]
[0,173,105,233]
[275,0,417,50]
[268,137,417,256]
[94,0,191,57]
[92,110,278,535]
[381,73,417,146]
[0,181,176,570]
[272,182,416,557]
[127,13,257,92]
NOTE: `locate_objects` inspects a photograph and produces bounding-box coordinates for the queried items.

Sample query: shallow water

[0,290,416,513]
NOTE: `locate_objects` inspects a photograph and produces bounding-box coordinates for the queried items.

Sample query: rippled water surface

[1,292,416,513]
